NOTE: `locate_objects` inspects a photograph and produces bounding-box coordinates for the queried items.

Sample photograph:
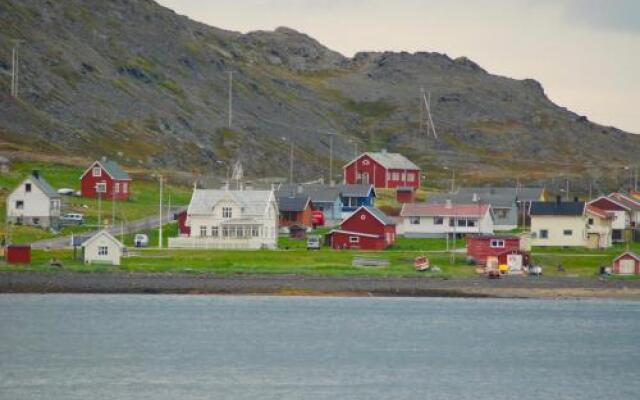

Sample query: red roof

[401,203,490,217]
[586,204,614,219]
[609,193,640,211]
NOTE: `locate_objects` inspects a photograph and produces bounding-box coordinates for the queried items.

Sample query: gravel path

[2,272,640,298]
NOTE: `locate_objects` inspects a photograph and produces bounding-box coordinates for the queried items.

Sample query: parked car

[307,235,322,250]
[61,213,84,225]
[134,234,149,248]
[57,188,75,196]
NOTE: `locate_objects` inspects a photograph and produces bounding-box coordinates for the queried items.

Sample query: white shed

[82,230,125,266]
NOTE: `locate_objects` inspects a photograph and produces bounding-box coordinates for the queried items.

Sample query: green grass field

[0,161,192,244]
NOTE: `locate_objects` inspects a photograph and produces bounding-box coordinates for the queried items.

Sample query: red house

[466,235,521,266]
[175,210,191,236]
[327,206,396,250]
[396,187,416,204]
[277,195,314,227]
[80,159,131,201]
[343,151,421,189]
[612,252,640,275]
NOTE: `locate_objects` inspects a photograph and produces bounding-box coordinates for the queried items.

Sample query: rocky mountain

[1,0,638,190]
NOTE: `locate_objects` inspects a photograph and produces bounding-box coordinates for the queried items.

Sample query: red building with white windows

[343,151,421,189]
[466,235,522,266]
[80,159,131,201]
[327,206,396,250]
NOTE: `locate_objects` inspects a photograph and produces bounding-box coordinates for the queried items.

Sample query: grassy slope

[0,161,192,244]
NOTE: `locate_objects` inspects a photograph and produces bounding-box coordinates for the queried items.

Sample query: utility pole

[565,179,570,201]
[111,187,116,227]
[421,88,438,139]
[158,175,163,249]
[227,71,233,129]
[282,136,294,184]
[635,165,638,192]
[327,132,336,184]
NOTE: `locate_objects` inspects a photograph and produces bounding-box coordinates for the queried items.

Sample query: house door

[619,259,635,275]
[361,172,369,185]
[506,254,523,271]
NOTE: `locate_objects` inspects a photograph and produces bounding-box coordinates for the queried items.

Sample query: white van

[61,213,85,225]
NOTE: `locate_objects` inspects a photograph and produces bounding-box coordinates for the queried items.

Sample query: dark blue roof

[530,201,584,216]
[277,195,310,212]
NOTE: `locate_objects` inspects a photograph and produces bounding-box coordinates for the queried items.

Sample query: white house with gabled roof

[169,188,278,250]
[6,170,61,229]
[82,230,125,266]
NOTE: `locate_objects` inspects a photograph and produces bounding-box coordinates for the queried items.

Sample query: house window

[467,219,477,227]
[410,217,420,225]
[588,218,594,225]
[211,227,219,237]
[222,226,229,237]
[434,217,444,225]
[252,226,260,237]
[222,207,233,219]
[51,200,60,210]
[495,208,508,218]
[25,183,31,192]
[539,230,549,239]
[349,236,359,244]
[96,182,107,193]
[114,183,120,193]
[98,246,108,256]
[200,226,207,237]
[391,172,400,180]
[449,218,455,227]
[563,229,573,236]
[228,226,237,237]
[92,167,101,177]
[490,239,505,248]
[457,219,467,227]
[407,173,415,182]
[15,200,24,210]
[33,218,40,225]
[122,182,128,193]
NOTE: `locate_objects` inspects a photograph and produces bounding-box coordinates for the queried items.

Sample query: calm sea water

[0,294,639,400]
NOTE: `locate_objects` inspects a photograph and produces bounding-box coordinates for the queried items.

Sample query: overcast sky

[157,0,640,133]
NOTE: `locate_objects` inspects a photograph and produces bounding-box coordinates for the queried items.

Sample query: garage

[612,252,640,275]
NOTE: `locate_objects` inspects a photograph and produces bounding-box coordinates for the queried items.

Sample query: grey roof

[187,189,274,216]
[278,184,340,203]
[457,187,545,203]
[353,152,419,170]
[28,173,60,198]
[277,195,311,212]
[94,160,130,180]
[362,206,395,225]
[336,184,375,198]
[427,192,514,208]
[530,201,584,216]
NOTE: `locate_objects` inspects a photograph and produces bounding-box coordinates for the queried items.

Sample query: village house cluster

[4,151,640,275]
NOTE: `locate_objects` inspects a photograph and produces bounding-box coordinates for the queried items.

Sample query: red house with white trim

[466,235,522,266]
[327,206,396,250]
[80,159,131,201]
[343,151,421,189]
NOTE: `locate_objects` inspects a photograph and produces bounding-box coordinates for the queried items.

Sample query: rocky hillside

[0,0,638,190]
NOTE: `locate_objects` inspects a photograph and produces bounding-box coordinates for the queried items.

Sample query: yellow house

[530,198,613,248]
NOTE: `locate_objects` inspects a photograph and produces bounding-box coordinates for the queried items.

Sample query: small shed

[612,252,640,275]
[288,223,309,239]
[0,156,10,174]
[5,245,31,264]
[175,210,191,236]
[396,186,416,204]
[82,230,125,266]
[466,235,521,266]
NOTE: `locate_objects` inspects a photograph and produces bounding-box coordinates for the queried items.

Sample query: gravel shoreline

[2,272,640,299]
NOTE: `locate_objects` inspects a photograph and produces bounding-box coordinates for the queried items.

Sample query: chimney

[101,156,107,163]
[445,199,452,209]
[556,195,562,205]
[32,169,40,179]
[472,193,478,202]
[297,184,303,194]
[381,148,387,154]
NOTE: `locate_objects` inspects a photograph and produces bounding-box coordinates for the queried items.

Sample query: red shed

[343,151,421,189]
[6,245,31,264]
[466,235,521,265]
[175,210,191,236]
[612,252,640,275]
[396,187,416,204]
[327,206,396,250]
[80,159,131,201]
[277,195,314,228]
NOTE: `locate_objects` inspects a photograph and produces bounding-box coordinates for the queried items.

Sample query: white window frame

[222,207,233,219]
[349,236,360,244]
[25,183,31,192]
[211,226,219,237]
[98,246,108,256]
[15,200,24,210]
[114,182,120,193]
[434,217,444,225]
[490,239,505,248]
[96,182,107,193]
[410,217,420,225]
[563,229,573,236]
[539,230,549,239]
[92,167,101,177]
[122,182,128,193]
[200,226,207,237]
[391,172,400,181]
[407,173,415,182]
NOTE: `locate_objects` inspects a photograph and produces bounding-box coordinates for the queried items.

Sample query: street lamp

[282,136,294,184]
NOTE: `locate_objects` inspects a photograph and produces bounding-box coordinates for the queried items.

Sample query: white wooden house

[6,171,61,229]
[398,202,494,238]
[82,230,125,266]
[169,188,278,250]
